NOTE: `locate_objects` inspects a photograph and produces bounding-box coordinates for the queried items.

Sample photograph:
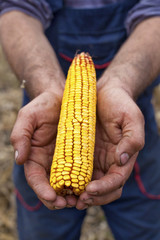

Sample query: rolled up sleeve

[0,0,53,29]
[126,0,160,34]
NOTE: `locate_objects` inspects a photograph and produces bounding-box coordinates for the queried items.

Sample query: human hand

[11,90,77,209]
[76,85,145,209]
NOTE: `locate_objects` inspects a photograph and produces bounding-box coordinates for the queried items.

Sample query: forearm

[0,11,65,99]
[98,17,160,99]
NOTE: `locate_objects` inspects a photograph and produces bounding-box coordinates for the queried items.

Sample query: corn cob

[50,52,96,196]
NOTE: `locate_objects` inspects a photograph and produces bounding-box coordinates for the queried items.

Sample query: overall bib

[13,1,160,239]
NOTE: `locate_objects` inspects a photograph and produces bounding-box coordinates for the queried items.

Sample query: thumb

[10,107,35,165]
[115,123,145,166]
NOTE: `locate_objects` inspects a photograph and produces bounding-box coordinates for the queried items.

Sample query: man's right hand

[10,90,77,209]
[0,11,75,209]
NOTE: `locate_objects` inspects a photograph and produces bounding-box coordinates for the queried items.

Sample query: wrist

[98,18,160,100]
[0,11,66,100]
[97,67,136,100]
[23,68,65,99]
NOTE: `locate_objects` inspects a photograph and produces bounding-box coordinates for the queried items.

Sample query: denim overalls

[13,0,160,239]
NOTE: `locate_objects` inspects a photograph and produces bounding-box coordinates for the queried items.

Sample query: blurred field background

[1,44,160,240]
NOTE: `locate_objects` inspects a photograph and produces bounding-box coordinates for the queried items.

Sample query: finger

[65,195,78,207]
[85,154,137,196]
[28,146,53,172]
[76,188,122,209]
[24,161,56,201]
[76,199,89,210]
[39,196,67,210]
[115,108,145,166]
[83,171,124,197]
[24,160,67,207]
[10,107,35,165]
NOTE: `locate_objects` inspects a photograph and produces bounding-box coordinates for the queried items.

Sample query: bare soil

[1,45,160,240]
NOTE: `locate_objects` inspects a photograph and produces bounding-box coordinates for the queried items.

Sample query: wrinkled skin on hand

[11,91,72,209]
[76,86,145,209]
[11,86,145,210]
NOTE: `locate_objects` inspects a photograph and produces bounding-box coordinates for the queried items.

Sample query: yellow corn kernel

[62,171,70,175]
[59,180,65,186]
[78,175,84,181]
[74,188,81,195]
[72,183,79,188]
[79,171,87,178]
[70,174,78,179]
[79,181,85,186]
[65,181,71,187]
[64,167,71,171]
[79,186,85,191]
[57,176,63,181]
[71,170,80,176]
[52,177,56,184]
[56,172,62,177]
[63,175,70,180]
[50,52,96,196]
[72,178,78,183]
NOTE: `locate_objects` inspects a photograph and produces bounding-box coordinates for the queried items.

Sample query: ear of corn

[50,52,96,196]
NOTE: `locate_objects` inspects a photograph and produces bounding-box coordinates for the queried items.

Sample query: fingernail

[87,191,98,196]
[55,206,64,210]
[15,150,18,162]
[83,198,93,205]
[120,153,129,165]
[66,205,73,208]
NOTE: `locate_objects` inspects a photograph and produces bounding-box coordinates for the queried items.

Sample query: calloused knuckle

[10,132,20,147]
[141,114,145,126]
[139,138,145,150]
[137,106,143,117]
[114,188,122,201]
[117,189,122,198]
[135,137,144,151]
[18,108,25,118]
[138,109,144,122]
[129,135,144,152]
[10,134,15,145]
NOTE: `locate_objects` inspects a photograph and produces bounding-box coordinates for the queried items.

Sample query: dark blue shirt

[0,0,160,33]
